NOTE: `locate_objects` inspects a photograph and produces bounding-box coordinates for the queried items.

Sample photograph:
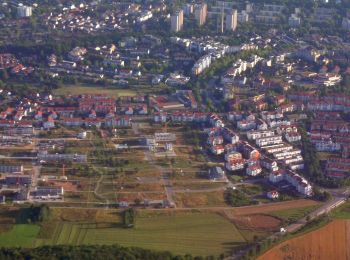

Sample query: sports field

[34,212,244,256]
[53,85,137,97]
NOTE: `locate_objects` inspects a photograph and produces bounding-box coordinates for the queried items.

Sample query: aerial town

[0,0,349,259]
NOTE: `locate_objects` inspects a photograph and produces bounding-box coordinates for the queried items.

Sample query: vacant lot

[54,85,137,97]
[34,212,245,256]
[259,219,350,260]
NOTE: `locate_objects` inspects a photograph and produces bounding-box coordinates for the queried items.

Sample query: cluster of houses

[0,53,34,76]
[45,2,165,34]
[0,94,137,131]
[0,163,65,201]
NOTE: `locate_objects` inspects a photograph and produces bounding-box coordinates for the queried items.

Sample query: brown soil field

[259,219,350,260]
[233,214,282,231]
[231,199,320,216]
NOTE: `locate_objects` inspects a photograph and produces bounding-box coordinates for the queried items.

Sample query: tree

[123,208,135,228]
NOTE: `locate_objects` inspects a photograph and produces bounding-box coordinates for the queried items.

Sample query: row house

[283,155,303,165]
[288,92,316,102]
[315,140,341,152]
[263,144,293,154]
[277,103,298,113]
[246,130,275,141]
[261,110,283,121]
[256,135,283,147]
[154,112,167,123]
[289,162,305,171]
[62,117,83,127]
[310,131,331,139]
[273,149,301,160]
[50,107,76,117]
[267,119,291,128]
[227,111,244,122]
[237,119,256,131]
[79,96,116,113]
[276,125,298,135]
[285,132,301,143]
[104,117,131,127]
[84,118,103,128]
[307,100,343,112]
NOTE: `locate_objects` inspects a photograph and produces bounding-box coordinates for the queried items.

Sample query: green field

[270,205,320,221]
[33,212,244,256]
[331,201,350,219]
[0,224,40,247]
[53,85,137,97]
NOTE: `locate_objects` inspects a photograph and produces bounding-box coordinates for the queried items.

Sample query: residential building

[226,9,237,31]
[267,190,279,199]
[195,3,208,26]
[17,5,32,18]
[171,10,184,32]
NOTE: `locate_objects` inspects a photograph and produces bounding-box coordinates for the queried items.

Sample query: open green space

[0,224,40,247]
[53,85,138,97]
[270,205,321,221]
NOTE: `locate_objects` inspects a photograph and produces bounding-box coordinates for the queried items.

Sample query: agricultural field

[259,219,350,260]
[36,212,245,256]
[0,208,248,257]
[0,224,40,247]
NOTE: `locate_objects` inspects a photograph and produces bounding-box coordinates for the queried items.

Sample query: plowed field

[259,219,350,260]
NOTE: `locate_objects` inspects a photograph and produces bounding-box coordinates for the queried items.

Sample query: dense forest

[0,245,220,260]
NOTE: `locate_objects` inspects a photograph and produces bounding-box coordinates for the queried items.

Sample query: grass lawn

[0,224,40,247]
[270,205,321,221]
[35,212,245,256]
[54,85,137,97]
